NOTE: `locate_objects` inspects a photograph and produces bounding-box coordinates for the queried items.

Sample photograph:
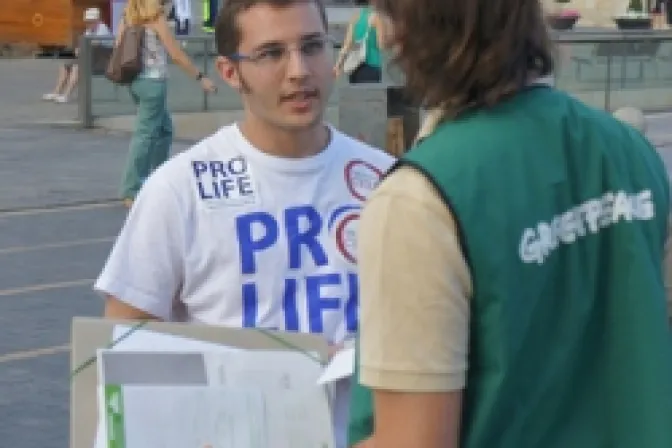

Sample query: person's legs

[57,64,79,102]
[120,79,169,201]
[148,85,173,172]
[42,64,71,100]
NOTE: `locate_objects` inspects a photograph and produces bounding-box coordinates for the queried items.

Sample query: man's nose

[286,49,310,80]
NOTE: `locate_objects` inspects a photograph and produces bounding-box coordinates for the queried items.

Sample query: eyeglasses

[229,35,335,69]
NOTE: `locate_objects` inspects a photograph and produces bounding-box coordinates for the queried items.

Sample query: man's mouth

[281,90,319,103]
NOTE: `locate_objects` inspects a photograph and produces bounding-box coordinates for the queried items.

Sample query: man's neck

[238,117,330,159]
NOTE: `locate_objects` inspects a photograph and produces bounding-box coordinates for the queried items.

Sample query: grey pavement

[0,125,189,448]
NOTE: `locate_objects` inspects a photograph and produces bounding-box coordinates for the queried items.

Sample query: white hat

[84,7,101,21]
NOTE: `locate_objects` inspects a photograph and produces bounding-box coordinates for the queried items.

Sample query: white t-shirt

[86,22,111,37]
[94,123,394,446]
[85,22,112,47]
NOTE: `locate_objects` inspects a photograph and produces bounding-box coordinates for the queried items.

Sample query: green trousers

[120,78,173,199]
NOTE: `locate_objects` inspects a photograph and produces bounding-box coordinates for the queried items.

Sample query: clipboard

[70,316,329,448]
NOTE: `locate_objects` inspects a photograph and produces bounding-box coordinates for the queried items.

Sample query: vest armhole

[386,160,475,277]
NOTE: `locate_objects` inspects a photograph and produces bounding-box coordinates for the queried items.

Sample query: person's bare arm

[150,16,202,79]
[373,391,462,448]
[115,21,126,47]
[370,13,388,50]
[358,167,471,448]
[334,13,359,72]
[104,295,162,320]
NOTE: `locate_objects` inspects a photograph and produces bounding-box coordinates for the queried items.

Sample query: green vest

[348,338,374,446]
[394,86,672,447]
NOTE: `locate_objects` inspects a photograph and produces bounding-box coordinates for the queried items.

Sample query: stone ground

[2,55,672,448]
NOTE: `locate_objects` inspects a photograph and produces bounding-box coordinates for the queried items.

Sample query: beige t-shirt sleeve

[664,215,672,323]
[358,165,473,392]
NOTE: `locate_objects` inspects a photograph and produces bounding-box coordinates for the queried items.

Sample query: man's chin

[279,112,324,130]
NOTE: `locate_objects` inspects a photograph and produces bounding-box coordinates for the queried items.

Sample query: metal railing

[551,29,672,112]
[78,30,672,128]
[78,36,220,127]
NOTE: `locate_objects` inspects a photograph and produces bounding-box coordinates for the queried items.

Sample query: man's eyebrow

[250,32,327,51]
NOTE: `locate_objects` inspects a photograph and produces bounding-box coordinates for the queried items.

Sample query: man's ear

[215,56,242,90]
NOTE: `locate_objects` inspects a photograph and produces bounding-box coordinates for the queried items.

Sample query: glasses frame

[227,35,337,69]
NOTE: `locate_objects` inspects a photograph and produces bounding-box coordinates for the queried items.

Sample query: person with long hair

[116,0,216,208]
[350,0,672,446]
[333,0,386,83]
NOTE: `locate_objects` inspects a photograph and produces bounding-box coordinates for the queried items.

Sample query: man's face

[216,2,334,131]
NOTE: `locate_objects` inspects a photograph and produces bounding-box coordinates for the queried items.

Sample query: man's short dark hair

[373,0,555,117]
[215,0,329,56]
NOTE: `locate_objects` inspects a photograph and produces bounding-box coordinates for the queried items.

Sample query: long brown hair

[374,0,555,118]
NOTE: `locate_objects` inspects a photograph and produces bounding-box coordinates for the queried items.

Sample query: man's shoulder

[331,128,396,169]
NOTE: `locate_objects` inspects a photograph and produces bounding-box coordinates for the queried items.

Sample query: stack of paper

[92,326,355,448]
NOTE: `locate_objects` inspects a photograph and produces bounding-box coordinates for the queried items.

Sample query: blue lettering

[238,176,253,196]
[209,161,226,178]
[220,178,235,198]
[241,272,358,334]
[285,206,328,270]
[307,274,341,333]
[211,181,221,198]
[242,283,258,328]
[229,156,247,175]
[345,273,358,332]
[282,278,299,332]
[197,181,214,199]
[237,212,278,274]
[192,161,208,178]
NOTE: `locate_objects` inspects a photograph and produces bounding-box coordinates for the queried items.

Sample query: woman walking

[334,0,386,83]
[117,0,216,208]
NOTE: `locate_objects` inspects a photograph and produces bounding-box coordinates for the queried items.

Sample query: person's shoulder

[331,127,396,170]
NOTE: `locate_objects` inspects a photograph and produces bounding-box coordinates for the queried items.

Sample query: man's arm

[95,175,186,321]
[104,295,161,320]
[357,166,472,448]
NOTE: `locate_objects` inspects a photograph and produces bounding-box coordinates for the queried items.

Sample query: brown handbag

[105,25,144,85]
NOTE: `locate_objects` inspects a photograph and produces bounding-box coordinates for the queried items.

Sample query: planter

[548,15,579,30]
[614,16,653,29]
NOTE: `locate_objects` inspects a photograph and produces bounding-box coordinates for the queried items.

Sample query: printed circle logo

[345,160,383,202]
[328,205,362,264]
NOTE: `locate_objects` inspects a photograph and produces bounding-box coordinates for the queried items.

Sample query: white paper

[92,326,345,448]
[318,347,355,385]
[92,326,243,448]
[121,386,270,447]
[97,348,335,448]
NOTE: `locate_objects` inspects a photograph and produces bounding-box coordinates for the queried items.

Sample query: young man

[94,0,394,446]
[352,0,672,447]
